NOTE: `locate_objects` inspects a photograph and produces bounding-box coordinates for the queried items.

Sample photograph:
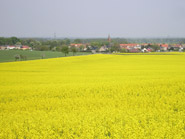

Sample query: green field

[0,50,91,62]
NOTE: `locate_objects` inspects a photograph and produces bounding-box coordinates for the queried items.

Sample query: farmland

[0,50,91,63]
[0,53,185,138]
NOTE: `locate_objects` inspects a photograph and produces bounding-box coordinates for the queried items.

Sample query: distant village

[70,43,185,53]
[0,43,184,52]
[0,36,185,53]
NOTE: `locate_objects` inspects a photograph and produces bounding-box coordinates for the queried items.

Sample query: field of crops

[0,50,91,62]
[0,53,185,138]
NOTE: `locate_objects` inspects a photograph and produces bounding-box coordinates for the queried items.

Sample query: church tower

[108,34,111,43]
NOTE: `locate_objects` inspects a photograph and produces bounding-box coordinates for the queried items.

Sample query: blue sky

[0,0,185,38]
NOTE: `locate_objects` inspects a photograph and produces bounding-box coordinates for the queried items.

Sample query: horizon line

[1,36,185,39]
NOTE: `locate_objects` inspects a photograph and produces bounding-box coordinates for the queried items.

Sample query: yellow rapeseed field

[0,53,185,138]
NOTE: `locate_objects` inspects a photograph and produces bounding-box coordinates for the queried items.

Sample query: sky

[0,0,185,38]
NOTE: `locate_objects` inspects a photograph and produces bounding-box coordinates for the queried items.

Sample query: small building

[99,46,108,52]
[7,46,16,50]
[141,48,148,53]
[168,44,182,51]
[159,44,168,51]
[129,48,140,53]
[91,50,96,54]
[120,44,141,49]
[0,46,6,50]
[15,45,21,49]
[70,43,84,48]
[147,48,153,52]
[21,45,31,50]
[179,47,184,52]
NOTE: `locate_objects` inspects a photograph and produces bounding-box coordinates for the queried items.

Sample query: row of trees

[1,37,185,46]
[0,37,21,45]
[61,46,78,56]
[0,37,128,47]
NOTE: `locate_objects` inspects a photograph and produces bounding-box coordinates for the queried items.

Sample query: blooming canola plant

[0,53,185,138]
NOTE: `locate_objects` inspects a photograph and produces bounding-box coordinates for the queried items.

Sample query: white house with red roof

[7,45,16,50]
[120,44,141,49]
[21,45,31,50]
[159,44,168,51]
[70,43,84,48]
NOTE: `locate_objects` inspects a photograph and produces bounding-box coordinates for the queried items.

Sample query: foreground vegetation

[0,54,185,138]
[0,50,91,62]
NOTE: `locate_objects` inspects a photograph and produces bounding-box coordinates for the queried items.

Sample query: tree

[64,38,71,45]
[10,37,20,45]
[150,44,160,51]
[61,45,69,56]
[20,54,27,61]
[79,45,85,51]
[71,46,78,56]
[109,43,121,52]
[0,37,15,45]
[14,54,20,61]
[41,54,45,59]
[90,42,101,47]
[74,39,82,43]
[49,40,59,50]
[50,40,58,47]
[120,48,127,53]
[0,37,5,45]
[56,46,62,51]
[16,42,22,45]
[39,45,50,51]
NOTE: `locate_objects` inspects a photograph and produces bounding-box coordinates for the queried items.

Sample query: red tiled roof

[160,44,168,47]
[22,46,30,48]
[173,44,182,47]
[142,43,149,46]
[71,43,83,46]
[147,48,152,51]
[157,44,168,47]
[120,44,138,47]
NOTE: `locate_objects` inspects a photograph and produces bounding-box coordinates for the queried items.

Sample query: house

[129,48,140,53]
[21,45,31,50]
[7,46,16,50]
[99,46,108,52]
[159,44,168,51]
[147,48,152,52]
[15,45,21,49]
[142,43,149,47]
[87,45,92,50]
[120,44,141,49]
[179,47,184,52]
[0,46,6,50]
[141,48,148,52]
[70,43,84,48]
[83,46,88,51]
[91,50,96,54]
[169,44,183,51]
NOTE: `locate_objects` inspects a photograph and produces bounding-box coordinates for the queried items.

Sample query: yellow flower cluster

[0,53,185,138]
